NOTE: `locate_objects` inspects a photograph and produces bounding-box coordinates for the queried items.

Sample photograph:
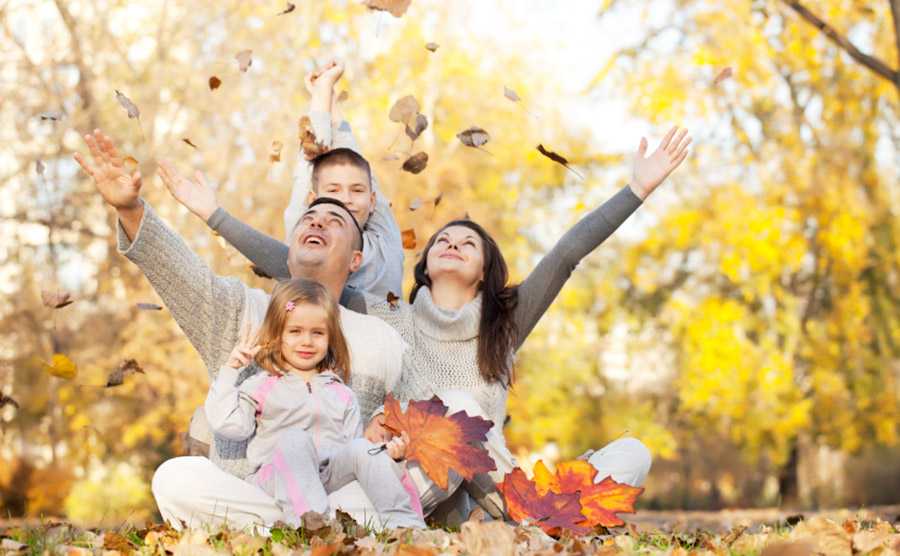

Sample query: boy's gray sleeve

[513,185,643,349]
[205,366,260,441]
[207,208,291,281]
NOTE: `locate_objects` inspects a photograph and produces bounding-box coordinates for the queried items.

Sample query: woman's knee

[588,437,653,487]
[152,457,200,500]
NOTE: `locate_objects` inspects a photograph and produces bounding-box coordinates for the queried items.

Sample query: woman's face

[425,225,485,288]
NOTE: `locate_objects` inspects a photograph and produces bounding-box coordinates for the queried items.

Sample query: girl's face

[280,302,330,372]
[425,225,485,288]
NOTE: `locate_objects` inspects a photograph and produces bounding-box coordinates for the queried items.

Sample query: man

[74,129,403,530]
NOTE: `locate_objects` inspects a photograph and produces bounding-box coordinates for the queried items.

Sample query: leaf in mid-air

[299,116,329,161]
[402,152,428,174]
[106,358,145,388]
[405,113,428,141]
[115,90,140,119]
[208,76,222,90]
[457,127,490,150]
[425,42,439,52]
[41,289,74,309]
[533,459,643,528]
[498,467,589,536]
[270,140,283,162]
[136,302,163,311]
[277,2,296,15]
[536,144,584,180]
[383,394,496,490]
[182,138,199,149]
[364,0,412,17]
[389,95,420,127]
[235,49,253,72]
[503,86,521,102]
[44,354,77,380]
[400,229,417,250]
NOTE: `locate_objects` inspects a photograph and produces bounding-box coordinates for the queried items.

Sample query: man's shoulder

[339,305,397,334]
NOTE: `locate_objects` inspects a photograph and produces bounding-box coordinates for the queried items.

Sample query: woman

[192,123,692,519]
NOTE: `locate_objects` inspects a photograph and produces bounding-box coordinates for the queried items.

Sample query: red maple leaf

[498,467,589,536]
[383,394,495,490]
[533,460,643,528]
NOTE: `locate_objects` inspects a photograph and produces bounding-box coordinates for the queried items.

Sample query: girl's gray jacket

[205,362,362,471]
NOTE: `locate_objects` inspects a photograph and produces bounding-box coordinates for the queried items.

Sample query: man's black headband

[307,197,364,249]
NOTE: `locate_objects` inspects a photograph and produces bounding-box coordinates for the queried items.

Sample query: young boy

[160,60,403,304]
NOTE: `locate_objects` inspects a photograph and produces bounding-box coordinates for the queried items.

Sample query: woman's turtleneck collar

[412,287,481,341]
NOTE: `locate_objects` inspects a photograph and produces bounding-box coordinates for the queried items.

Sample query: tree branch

[780,0,899,90]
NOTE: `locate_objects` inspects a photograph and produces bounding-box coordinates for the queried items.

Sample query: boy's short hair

[311,148,372,192]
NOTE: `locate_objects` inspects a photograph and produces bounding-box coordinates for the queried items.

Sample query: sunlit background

[1,0,898,524]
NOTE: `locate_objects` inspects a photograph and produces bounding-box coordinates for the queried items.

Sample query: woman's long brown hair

[254,278,351,382]
[410,220,519,386]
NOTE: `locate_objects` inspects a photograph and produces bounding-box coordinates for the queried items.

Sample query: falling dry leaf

[44,353,77,380]
[277,2,296,15]
[536,144,584,180]
[270,140,284,162]
[503,86,521,102]
[386,291,400,310]
[532,460,643,528]
[182,138,199,149]
[405,113,428,141]
[0,394,20,410]
[136,302,163,311]
[336,90,349,103]
[123,156,139,173]
[434,192,443,207]
[36,160,46,177]
[498,467,589,536]
[713,66,734,86]
[299,116,329,160]
[457,127,490,149]
[106,358,145,388]
[408,198,423,211]
[115,90,140,119]
[250,265,273,279]
[208,76,222,90]
[425,42,439,52]
[382,153,401,161]
[39,110,64,121]
[364,0,412,17]
[235,49,253,72]
[41,289,74,309]
[402,152,428,174]
[389,95,420,127]
[383,394,495,490]
[401,229,417,250]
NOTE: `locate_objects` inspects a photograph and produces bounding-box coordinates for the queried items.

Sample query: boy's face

[312,163,375,228]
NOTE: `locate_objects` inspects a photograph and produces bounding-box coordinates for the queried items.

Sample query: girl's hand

[364,414,394,443]
[158,161,219,221]
[385,431,410,461]
[629,126,691,200]
[226,341,261,369]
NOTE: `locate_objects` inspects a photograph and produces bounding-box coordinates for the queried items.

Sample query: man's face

[287,204,362,281]
[313,163,375,227]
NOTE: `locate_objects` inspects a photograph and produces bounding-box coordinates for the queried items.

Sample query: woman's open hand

[629,126,691,200]
[158,161,218,221]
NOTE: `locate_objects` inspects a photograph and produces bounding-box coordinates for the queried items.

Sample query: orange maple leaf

[383,394,495,490]
[298,116,329,161]
[533,459,643,528]
[498,467,589,536]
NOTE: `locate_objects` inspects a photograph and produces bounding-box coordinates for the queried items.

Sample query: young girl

[204,278,424,529]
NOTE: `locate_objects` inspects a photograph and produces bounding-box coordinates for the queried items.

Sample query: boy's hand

[226,341,261,369]
[364,414,395,443]
[629,126,691,200]
[306,59,344,114]
[158,161,219,221]
[74,129,144,238]
[386,431,410,461]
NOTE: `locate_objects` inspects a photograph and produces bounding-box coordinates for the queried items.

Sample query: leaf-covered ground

[2,512,898,556]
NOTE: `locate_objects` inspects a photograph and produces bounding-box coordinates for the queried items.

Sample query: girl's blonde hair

[253,278,351,381]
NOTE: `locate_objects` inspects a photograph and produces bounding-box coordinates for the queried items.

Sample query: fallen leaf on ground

[41,289,73,309]
[713,66,733,86]
[389,95,420,127]
[383,394,495,490]
[0,394,20,410]
[425,42,439,52]
[532,459,643,528]
[136,302,163,311]
[402,152,429,174]
[277,2,295,15]
[405,113,429,141]
[270,140,284,162]
[106,358,145,388]
[400,229,417,250]
[208,76,222,90]
[115,90,140,119]
[536,144,584,180]
[182,138,199,149]
[235,49,253,72]
[457,127,490,150]
[299,115,329,160]
[504,86,521,102]
[790,516,852,556]
[498,467,589,536]
[364,0,412,17]
[44,354,77,380]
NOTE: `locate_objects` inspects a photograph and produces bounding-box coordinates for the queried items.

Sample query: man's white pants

[153,391,652,530]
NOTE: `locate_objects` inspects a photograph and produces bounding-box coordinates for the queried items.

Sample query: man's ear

[305,189,317,206]
[348,249,363,274]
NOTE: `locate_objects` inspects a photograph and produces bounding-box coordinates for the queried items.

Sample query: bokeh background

[1,0,898,525]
